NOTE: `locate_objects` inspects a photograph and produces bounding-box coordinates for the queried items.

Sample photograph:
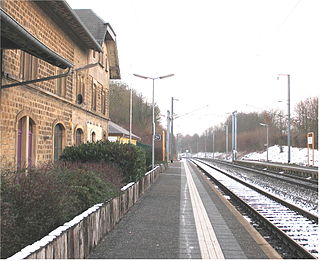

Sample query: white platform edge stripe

[183,160,225,259]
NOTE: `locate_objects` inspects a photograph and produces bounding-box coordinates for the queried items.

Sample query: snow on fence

[8,164,166,259]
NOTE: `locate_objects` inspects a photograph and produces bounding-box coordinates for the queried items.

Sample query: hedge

[60,141,146,182]
[0,162,121,259]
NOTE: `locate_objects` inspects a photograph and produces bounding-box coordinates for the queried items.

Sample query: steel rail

[204,159,318,191]
[190,159,318,259]
[236,160,318,178]
[196,159,318,221]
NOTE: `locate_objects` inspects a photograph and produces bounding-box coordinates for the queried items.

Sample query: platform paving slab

[88,160,279,259]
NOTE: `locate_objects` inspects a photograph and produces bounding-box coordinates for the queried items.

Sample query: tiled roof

[35,1,102,52]
[74,9,116,45]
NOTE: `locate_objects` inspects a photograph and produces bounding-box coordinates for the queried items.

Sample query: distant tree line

[109,81,165,161]
[178,97,318,154]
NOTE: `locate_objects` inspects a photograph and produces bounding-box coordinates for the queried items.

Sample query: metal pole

[231,114,235,161]
[171,97,174,163]
[234,112,237,160]
[166,110,170,162]
[212,132,215,159]
[129,88,132,144]
[197,138,199,157]
[204,130,207,158]
[152,79,155,169]
[225,125,228,160]
[162,130,165,161]
[287,75,291,163]
[267,124,269,161]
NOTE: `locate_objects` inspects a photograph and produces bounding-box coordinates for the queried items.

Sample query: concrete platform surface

[88,160,281,259]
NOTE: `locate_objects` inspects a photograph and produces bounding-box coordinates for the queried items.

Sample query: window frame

[53,122,66,161]
[16,114,37,169]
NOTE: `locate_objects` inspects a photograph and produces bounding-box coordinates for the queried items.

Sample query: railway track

[236,160,318,179]
[190,159,318,259]
[204,159,318,191]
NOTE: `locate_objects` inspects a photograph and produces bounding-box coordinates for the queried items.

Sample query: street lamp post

[212,131,215,160]
[259,123,269,162]
[231,111,237,161]
[171,97,179,163]
[133,73,174,169]
[277,74,291,163]
[225,125,228,160]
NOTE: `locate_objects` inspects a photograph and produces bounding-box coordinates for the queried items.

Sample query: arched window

[75,128,84,145]
[54,123,65,161]
[91,131,96,142]
[17,116,36,169]
[102,131,107,141]
[76,74,85,104]
[91,83,97,111]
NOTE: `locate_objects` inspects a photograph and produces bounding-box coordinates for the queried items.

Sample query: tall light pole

[225,125,228,160]
[133,73,174,169]
[277,74,291,163]
[212,131,215,160]
[166,110,170,162]
[259,123,269,162]
[204,130,207,159]
[129,87,133,144]
[171,97,178,163]
[231,111,237,161]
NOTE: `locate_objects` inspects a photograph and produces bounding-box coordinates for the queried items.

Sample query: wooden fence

[8,164,166,259]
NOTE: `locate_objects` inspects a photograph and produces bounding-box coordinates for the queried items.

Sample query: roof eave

[0,8,73,69]
[35,0,102,52]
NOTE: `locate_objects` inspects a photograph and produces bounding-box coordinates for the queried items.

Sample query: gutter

[0,8,73,69]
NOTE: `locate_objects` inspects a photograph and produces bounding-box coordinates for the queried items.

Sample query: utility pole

[129,87,133,144]
[278,74,291,163]
[171,97,174,162]
[166,110,170,162]
[225,125,228,160]
[133,73,174,169]
[234,112,237,160]
[231,111,237,161]
[232,115,234,161]
[287,75,291,163]
[204,130,207,158]
[278,113,283,153]
[212,131,215,159]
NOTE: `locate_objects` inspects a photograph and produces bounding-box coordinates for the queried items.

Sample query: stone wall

[0,0,112,169]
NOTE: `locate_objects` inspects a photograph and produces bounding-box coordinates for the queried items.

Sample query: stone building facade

[0,0,120,169]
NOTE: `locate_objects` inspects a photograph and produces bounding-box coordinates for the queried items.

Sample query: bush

[0,162,121,259]
[60,141,146,182]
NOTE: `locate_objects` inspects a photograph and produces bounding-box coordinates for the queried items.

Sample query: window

[75,128,84,145]
[54,123,65,161]
[101,90,106,114]
[91,131,96,142]
[20,51,38,81]
[92,83,97,111]
[99,51,104,67]
[105,53,108,72]
[56,69,66,97]
[17,116,36,169]
[76,74,85,104]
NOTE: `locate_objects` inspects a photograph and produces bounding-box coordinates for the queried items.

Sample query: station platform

[88,160,281,259]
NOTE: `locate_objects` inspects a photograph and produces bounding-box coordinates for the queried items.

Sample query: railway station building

[0,0,120,169]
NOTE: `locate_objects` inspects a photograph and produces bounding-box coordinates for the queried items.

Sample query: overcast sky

[67,0,319,136]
